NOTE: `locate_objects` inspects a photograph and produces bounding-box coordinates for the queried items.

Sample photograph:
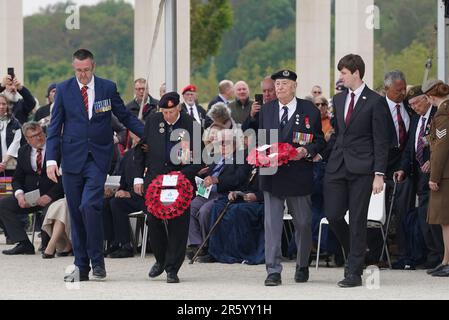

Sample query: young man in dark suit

[259,70,325,286]
[394,86,443,269]
[133,92,202,283]
[323,54,390,287]
[0,122,64,255]
[46,49,144,282]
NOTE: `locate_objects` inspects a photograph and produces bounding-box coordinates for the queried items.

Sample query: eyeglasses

[315,103,327,107]
[313,91,322,94]
[75,68,93,74]
[26,131,44,139]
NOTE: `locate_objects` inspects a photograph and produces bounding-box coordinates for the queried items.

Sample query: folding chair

[316,183,391,270]
[128,211,148,259]
[28,211,42,245]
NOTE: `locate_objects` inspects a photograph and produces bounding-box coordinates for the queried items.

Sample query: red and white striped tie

[81,85,89,115]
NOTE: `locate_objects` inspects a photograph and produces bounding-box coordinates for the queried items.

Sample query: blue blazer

[46,76,144,174]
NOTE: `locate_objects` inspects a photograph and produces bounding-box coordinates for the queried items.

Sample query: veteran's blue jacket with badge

[46,76,144,174]
[258,98,325,196]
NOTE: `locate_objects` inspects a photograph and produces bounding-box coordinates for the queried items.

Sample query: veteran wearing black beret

[258,69,325,286]
[133,91,203,283]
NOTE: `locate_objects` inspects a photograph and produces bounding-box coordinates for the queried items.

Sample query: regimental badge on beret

[271,69,298,81]
[406,85,424,100]
[168,100,174,108]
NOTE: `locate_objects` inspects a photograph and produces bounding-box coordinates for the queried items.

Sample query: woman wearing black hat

[424,80,449,276]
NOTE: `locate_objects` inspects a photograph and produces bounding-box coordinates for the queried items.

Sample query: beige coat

[428,99,449,224]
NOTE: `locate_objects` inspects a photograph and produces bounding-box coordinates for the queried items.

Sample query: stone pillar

[296,0,331,99]
[0,0,24,81]
[134,0,190,98]
[335,0,374,89]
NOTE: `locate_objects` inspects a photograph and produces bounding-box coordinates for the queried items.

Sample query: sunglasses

[315,103,327,107]
[313,91,322,94]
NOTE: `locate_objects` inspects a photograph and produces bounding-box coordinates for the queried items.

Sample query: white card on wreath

[256,144,271,152]
[162,175,178,187]
[160,189,179,203]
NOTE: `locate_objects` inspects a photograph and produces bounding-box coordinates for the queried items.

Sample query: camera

[255,94,263,105]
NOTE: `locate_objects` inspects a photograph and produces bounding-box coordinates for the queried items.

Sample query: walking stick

[380,177,398,267]
[189,200,233,264]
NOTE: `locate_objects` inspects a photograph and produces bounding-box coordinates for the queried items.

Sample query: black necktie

[280,106,289,129]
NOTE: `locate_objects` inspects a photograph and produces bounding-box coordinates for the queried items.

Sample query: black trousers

[103,194,144,244]
[415,171,444,263]
[0,195,48,242]
[385,177,415,258]
[147,209,190,274]
[324,164,373,276]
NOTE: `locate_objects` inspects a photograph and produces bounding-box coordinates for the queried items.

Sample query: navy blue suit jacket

[46,76,144,174]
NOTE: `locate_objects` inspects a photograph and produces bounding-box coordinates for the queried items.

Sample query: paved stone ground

[0,235,448,300]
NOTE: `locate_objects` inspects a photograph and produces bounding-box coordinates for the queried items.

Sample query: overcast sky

[23,0,134,16]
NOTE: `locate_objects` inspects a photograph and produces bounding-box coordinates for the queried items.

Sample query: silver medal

[159,128,165,134]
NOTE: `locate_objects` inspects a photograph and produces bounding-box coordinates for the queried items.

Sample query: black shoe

[109,248,134,258]
[197,254,216,263]
[57,250,73,257]
[421,260,441,270]
[148,262,165,278]
[337,274,362,288]
[167,272,179,283]
[264,273,282,286]
[294,266,309,283]
[92,266,107,281]
[2,242,35,255]
[103,244,120,257]
[431,265,449,277]
[42,251,56,259]
[426,263,447,275]
[64,269,89,282]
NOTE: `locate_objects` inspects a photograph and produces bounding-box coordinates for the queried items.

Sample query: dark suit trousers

[0,195,48,242]
[385,177,415,258]
[147,209,190,274]
[324,164,373,276]
[62,156,107,274]
[103,194,144,244]
[415,171,444,262]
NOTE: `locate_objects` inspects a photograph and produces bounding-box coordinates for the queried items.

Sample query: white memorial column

[134,0,190,97]
[335,0,374,88]
[0,0,24,81]
[296,0,331,99]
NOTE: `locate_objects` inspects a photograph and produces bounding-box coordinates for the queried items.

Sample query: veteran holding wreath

[134,92,202,283]
[257,70,325,286]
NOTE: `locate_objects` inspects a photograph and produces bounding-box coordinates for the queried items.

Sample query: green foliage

[191,0,233,69]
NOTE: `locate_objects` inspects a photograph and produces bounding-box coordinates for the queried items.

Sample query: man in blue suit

[46,49,144,282]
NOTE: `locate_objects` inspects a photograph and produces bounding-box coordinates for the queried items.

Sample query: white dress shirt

[77,77,95,120]
[386,96,410,146]
[415,106,432,152]
[186,103,201,124]
[344,83,366,120]
[278,97,297,123]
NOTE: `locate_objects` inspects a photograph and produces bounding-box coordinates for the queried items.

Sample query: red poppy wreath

[247,143,298,167]
[145,171,193,220]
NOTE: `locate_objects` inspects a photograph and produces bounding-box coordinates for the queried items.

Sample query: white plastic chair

[316,184,391,270]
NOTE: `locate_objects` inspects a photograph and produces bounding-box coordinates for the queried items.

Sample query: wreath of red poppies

[145,172,193,220]
[247,143,298,167]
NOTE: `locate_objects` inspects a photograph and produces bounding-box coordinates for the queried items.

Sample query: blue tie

[280,106,289,129]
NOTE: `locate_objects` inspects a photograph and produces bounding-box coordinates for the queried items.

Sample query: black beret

[159,91,180,109]
[406,85,424,100]
[271,69,297,81]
